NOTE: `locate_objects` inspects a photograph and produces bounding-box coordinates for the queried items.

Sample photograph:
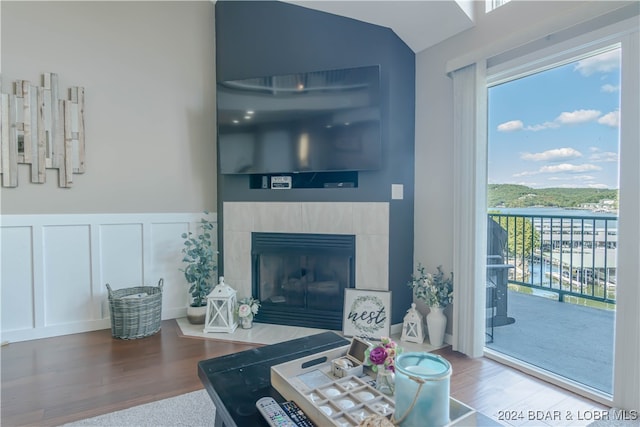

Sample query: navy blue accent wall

[215,0,415,325]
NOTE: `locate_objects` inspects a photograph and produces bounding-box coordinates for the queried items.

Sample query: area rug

[61,390,215,427]
[175,316,329,345]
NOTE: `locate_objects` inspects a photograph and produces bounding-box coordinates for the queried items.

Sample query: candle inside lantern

[393,352,452,427]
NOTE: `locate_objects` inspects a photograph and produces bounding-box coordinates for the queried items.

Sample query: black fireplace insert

[251,232,355,330]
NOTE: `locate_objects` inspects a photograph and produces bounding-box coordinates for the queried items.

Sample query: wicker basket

[106,279,163,339]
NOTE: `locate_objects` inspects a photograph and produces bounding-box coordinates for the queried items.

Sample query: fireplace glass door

[252,233,355,329]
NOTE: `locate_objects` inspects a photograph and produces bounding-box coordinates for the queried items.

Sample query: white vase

[426,306,446,347]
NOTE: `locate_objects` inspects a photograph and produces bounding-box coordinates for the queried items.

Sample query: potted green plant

[181,212,217,324]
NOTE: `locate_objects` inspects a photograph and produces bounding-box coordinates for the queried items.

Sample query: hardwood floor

[1,320,607,427]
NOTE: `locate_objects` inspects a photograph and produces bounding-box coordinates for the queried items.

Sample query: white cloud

[497,120,524,132]
[597,110,620,127]
[539,163,602,173]
[587,183,610,189]
[525,121,559,131]
[556,109,601,125]
[516,181,542,188]
[601,84,619,93]
[552,182,610,189]
[521,147,582,162]
[554,184,584,188]
[590,151,618,162]
[548,175,596,182]
[574,50,620,76]
[520,109,602,132]
[512,170,539,177]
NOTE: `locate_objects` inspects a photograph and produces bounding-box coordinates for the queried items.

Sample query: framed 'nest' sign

[343,289,392,339]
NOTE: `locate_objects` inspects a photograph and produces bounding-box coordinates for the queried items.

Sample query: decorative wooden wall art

[0,73,85,188]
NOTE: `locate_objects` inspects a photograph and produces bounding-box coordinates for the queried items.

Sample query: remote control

[256,397,298,427]
[280,401,315,427]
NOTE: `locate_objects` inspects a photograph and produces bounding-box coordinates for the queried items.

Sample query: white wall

[0,1,217,214]
[0,212,212,343]
[0,2,218,341]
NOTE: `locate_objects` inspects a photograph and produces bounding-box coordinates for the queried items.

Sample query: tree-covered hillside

[488,184,618,208]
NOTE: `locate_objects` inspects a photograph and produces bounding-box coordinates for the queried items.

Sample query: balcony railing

[488,212,617,306]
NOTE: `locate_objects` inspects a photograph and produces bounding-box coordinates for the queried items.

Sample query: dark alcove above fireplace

[252,232,355,330]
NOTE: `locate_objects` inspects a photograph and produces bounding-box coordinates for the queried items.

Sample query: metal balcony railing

[488,213,617,306]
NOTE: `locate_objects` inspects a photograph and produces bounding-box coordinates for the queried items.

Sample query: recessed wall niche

[0,73,85,188]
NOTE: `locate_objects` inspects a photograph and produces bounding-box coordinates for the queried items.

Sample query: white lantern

[401,303,425,343]
[203,277,238,333]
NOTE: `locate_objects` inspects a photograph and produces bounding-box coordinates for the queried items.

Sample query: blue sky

[488,48,621,189]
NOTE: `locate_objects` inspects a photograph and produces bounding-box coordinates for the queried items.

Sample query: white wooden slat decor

[70,87,86,173]
[64,100,74,185]
[36,87,47,183]
[1,93,8,181]
[1,94,19,187]
[60,100,71,187]
[45,73,63,170]
[15,80,32,164]
[0,72,86,187]
[30,85,43,183]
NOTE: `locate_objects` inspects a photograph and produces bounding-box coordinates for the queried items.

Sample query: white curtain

[612,30,640,412]
[450,62,487,358]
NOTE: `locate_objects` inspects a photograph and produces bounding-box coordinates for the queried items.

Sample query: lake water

[490,207,618,228]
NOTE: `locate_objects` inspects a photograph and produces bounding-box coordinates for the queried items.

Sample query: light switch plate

[392,184,403,200]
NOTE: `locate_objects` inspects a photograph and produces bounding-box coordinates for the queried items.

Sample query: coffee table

[198,331,349,426]
[198,331,502,426]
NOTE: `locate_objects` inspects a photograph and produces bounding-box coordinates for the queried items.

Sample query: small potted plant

[181,212,217,324]
[408,264,453,347]
[236,297,260,329]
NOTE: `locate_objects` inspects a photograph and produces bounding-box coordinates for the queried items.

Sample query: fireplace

[252,232,355,330]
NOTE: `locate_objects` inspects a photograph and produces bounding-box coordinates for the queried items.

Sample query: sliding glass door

[485,47,620,395]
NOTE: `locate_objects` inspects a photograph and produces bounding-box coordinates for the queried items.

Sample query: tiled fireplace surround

[222,202,390,311]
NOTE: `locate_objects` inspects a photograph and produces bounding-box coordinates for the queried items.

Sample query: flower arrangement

[408,264,453,308]
[237,297,260,318]
[364,337,402,373]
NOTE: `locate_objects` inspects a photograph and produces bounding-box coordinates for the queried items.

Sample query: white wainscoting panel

[100,223,144,292]
[43,225,93,326]
[1,226,34,331]
[148,221,192,319]
[0,212,214,343]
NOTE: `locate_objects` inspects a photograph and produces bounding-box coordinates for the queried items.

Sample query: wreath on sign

[349,295,386,335]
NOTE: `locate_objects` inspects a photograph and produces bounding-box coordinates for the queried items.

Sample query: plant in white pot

[181,213,217,324]
[407,264,453,347]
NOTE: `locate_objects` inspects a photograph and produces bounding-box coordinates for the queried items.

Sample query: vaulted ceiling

[285,0,476,53]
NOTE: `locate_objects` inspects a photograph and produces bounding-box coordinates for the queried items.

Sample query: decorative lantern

[401,303,425,343]
[203,277,238,333]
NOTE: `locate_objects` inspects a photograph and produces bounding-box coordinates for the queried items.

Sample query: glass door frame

[479,17,639,406]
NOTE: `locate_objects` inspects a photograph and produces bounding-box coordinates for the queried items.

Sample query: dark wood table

[198,331,349,427]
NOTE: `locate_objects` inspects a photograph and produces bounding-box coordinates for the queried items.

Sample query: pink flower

[369,346,388,365]
[384,357,396,372]
[238,304,252,318]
